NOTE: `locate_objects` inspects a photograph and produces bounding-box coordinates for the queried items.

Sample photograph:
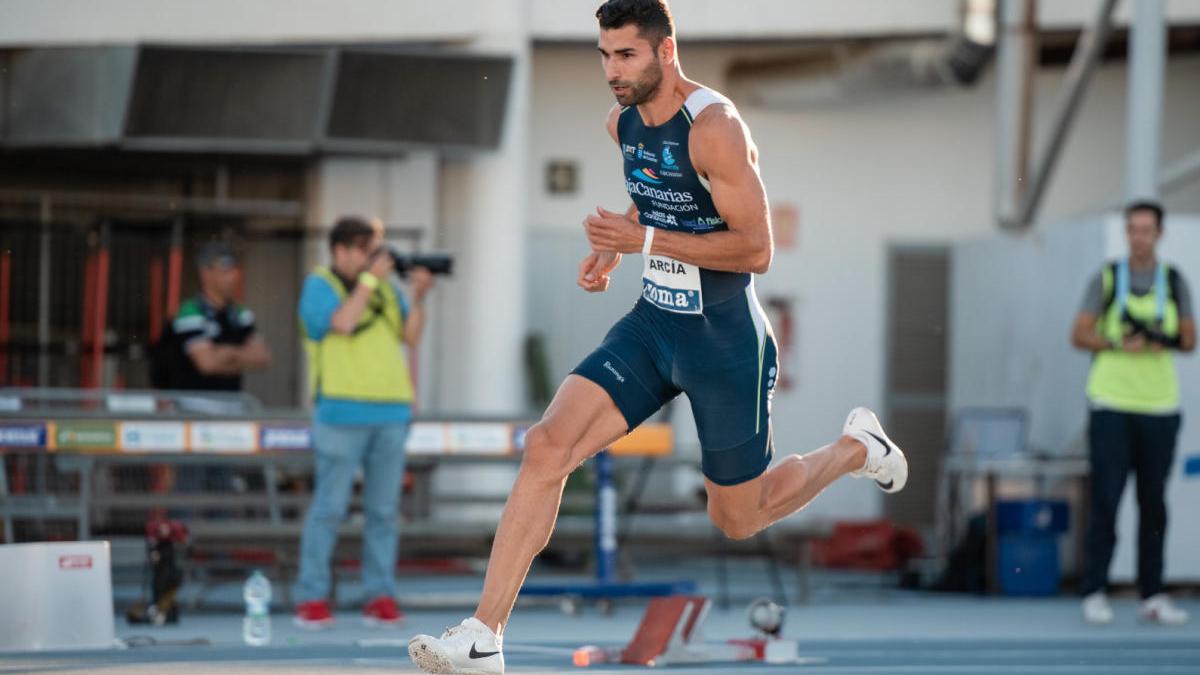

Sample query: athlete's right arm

[577,106,633,293]
[604,104,640,224]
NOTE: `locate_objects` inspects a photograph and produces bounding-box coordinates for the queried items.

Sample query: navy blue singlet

[573,88,779,486]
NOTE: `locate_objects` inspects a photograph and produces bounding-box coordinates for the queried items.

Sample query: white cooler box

[0,541,115,651]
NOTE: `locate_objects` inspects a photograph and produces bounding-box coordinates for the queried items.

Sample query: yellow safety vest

[302,267,414,403]
[1085,262,1180,414]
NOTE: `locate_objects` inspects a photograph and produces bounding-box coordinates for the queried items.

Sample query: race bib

[642,254,703,314]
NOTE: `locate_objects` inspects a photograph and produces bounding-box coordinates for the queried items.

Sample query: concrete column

[993,0,1035,227]
[434,0,530,415]
[1124,0,1166,201]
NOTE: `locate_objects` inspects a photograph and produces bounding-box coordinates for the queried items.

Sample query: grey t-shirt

[1079,263,1193,318]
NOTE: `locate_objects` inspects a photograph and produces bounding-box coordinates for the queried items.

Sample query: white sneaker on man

[843,407,908,493]
[1082,592,1114,624]
[409,617,505,674]
[1139,594,1189,625]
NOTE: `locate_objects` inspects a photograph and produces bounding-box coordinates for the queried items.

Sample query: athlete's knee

[707,503,760,541]
[713,515,760,541]
[519,424,574,482]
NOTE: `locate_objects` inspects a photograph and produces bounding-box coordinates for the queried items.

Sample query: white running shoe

[1082,592,1114,624]
[1139,594,1190,625]
[843,407,908,493]
[409,617,505,674]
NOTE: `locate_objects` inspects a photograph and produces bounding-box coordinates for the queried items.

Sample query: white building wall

[1038,0,1200,29]
[529,0,960,41]
[7,0,1200,47]
[0,0,484,46]
[431,0,531,416]
[524,46,1200,523]
[530,0,1200,41]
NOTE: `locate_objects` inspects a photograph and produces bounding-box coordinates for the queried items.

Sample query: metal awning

[0,45,512,154]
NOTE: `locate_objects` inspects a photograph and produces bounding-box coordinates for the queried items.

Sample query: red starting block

[573,595,800,667]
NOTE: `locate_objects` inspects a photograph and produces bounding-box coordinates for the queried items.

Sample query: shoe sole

[844,407,908,494]
[409,638,456,673]
[408,637,499,674]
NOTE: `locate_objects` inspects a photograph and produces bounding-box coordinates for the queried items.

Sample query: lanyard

[1115,259,1167,321]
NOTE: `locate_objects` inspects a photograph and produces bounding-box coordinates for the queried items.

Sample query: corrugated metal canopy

[0,45,512,154]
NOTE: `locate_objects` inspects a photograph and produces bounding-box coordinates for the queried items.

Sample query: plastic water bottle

[242,570,272,646]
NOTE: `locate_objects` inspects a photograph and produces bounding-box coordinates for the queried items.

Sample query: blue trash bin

[995,500,1069,596]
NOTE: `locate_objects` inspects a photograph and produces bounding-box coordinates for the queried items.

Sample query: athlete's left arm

[583,105,772,274]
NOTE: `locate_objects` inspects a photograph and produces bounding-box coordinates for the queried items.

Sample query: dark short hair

[195,241,237,269]
[329,216,375,250]
[596,0,675,48]
[1125,200,1164,231]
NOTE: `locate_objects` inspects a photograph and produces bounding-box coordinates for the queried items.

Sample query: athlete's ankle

[471,615,503,638]
[839,434,869,471]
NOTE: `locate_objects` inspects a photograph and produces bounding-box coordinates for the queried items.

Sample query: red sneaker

[362,595,404,627]
[293,600,335,630]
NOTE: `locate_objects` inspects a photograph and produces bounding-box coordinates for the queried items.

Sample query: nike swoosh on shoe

[865,430,892,455]
[469,644,500,659]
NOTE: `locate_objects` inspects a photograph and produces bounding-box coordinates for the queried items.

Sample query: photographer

[1071,200,1195,626]
[293,216,433,629]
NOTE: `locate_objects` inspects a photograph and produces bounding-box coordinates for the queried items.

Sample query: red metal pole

[80,253,97,388]
[235,264,245,303]
[148,257,164,344]
[167,247,182,318]
[166,220,183,318]
[13,456,27,494]
[91,228,111,389]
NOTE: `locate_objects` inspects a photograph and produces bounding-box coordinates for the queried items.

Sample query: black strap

[352,289,399,336]
[1167,266,1182,310]
[1101,261,1119,316]
[1101,261,1177,316]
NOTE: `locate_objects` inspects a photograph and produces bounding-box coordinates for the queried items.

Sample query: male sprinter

[409,2,908,672]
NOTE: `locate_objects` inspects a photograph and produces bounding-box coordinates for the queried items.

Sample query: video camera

[1121,309,1181,349]
[385,245,454,278]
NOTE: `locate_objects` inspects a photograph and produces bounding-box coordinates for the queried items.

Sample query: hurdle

[572,595,802,667]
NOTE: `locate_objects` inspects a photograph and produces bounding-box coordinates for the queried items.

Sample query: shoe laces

[443,620,483,641]
[863,451,883,475]
[857,439,885,476]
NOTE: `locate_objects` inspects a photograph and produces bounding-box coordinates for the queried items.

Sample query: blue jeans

[295,422,410,603]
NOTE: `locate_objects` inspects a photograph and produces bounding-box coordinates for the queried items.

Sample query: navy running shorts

[572,288,779,486]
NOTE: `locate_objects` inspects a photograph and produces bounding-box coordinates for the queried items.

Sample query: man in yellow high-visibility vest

[293,216,433,629]
[1071,200,1195,625]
